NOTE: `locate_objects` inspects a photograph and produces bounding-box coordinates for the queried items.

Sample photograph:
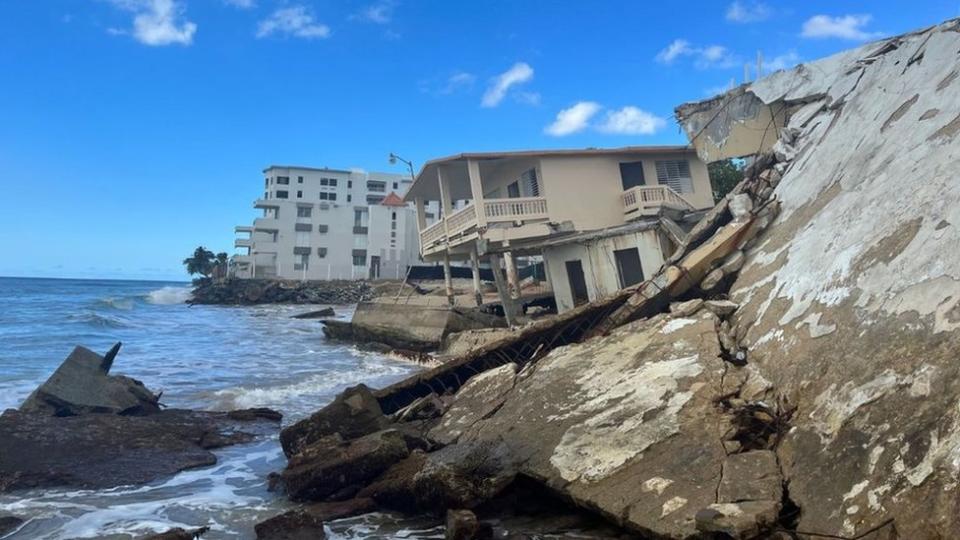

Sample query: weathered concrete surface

[462,313,729,537]
[324,302,506,352]
[20,344,160,416]
[428,363,517,446]
[439,328,518,358]
[280,384,389,458]
[680,19,960,539]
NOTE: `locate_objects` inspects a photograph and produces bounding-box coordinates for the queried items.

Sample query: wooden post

[504,251,521,299]
[442,252,455,306]
[488,253,516,326]
[470,245,483,307]
[414,197,427,230]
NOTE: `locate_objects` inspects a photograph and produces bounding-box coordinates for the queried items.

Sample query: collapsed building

[259,18,960,540]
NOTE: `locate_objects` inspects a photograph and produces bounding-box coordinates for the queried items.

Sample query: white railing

[418,196,549,253]
[622,185,696,218]
[420,220,446,247]
[484,197,549,222]
[446,204,478,237]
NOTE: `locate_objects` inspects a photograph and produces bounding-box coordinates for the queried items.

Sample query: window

[277,176,290,185]
[276,190,289,199]
[613,248,645,287]
[366,194,385,204]
[619,161,646,190]
[391,212,397,220]
[347,180,353,188]
[353,255,366,266]
[390,231,396,238]
[320,177,339,187]
[521,168,540,196]
[655,159,694,194]
[347,194,352,202]
[264,178,269,188]
[317,224,329,233]
[298,176,304,183]
[317,247,327,258]
[319,192,337,201]
[297,206,312,218]
[328,178,338,187]
[297,190,303,199]
[507,181,521,199]
[367,180,386,192]
[393,182,398,190]
[391,221,397,230]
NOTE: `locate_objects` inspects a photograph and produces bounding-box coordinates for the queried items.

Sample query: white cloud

[726,1,771,23]
[765,50,801,72]
[107,0,197,46]
[222,0,255,8]
[257,6,330,39]
[441,72,476,94]
[352,1,396,24]
[656,39,692,63]
[515,91,541,106]
[544,101,601,136]
[656,39,737,68]
[481,62,534,108]
[598,106,666,135]
[801,14,882,40]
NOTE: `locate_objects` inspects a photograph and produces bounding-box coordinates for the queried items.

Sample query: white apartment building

[232,165,426,280]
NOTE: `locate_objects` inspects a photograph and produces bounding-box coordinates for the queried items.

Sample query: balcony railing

[622,185,695,218]
[235,238,253,248]
[418,196,548,251]
[253,217,279,231]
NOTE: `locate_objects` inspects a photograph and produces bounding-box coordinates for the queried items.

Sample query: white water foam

[145,286,193,305]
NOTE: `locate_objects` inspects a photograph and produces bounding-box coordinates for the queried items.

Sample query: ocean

[0,277,440,539]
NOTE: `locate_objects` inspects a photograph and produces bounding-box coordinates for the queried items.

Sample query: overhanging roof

[403,145,696,201]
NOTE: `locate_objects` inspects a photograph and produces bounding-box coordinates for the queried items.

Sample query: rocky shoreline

[189,278,391,305]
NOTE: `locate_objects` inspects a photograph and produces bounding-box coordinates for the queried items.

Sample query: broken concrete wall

[678,19,960,539]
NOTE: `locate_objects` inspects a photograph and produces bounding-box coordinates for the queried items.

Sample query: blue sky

[1,1,956,281]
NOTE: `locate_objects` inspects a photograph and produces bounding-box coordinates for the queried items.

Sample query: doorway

[565,260,589,306]
[369,256,381,279]
[613,248,644,288]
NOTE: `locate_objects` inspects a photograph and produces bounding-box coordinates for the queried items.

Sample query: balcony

[235,225,254,234]
[419,196,549,251]
[621,185,696,219]
[253,217,279,231]
[254,199,281,209]
[235,238,253,248]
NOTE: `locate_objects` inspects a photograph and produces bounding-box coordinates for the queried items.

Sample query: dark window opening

[619,161,646,190]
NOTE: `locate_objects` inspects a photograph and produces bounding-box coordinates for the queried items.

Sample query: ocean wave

[67,312,131,329]
[145,286,192,305]
[96,296,135,310]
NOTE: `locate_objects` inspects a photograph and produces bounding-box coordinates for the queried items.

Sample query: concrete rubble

[258,18,960,540]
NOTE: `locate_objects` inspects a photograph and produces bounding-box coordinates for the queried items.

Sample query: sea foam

[145,286,192,305]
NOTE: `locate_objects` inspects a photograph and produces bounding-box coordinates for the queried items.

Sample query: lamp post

[388,152,415,182]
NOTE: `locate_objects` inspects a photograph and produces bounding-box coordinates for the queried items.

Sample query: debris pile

[261,18,960,540]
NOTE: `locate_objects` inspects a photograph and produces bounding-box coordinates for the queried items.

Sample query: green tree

[708,159,744,202]
[183,246,216,277]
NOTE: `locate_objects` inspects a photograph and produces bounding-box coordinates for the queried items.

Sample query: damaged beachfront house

[403,147,715,314]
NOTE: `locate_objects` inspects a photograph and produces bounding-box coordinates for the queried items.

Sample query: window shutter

[655,160,693,194]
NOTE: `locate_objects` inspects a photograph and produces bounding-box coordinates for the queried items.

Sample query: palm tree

[214,252,229,280]
[183,246,216,277]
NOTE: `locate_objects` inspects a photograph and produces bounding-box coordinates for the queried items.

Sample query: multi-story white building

[232,165,425,280]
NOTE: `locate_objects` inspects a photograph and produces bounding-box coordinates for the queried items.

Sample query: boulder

[459,313,728,538]
[428,363,517,446]
[445,509,492,540]
[280,384,389,457]
[357,450,429,513]
[720,250,746,275]
[704,299,739,318]
[694,501,780,539]
[718,450,782,503]
[254,510,325,540]
[0,408,279,492]
[0,515,23,537]
[393,393,446,423]
[290,307,335,319]
[143,527,210,540]
[413,439,519,511]
[281,429,410,501]
[669,298,703,318]
[19,344,161,416]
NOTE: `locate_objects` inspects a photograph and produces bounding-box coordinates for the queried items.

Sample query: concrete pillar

[488,253,517,326]
[414,197,427,230]
[466,159,487,228]
[469,245,483,307]
[442,252,455,306]
[504,251,521,299]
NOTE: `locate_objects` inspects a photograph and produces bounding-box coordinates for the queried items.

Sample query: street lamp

[388,152,415,182]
